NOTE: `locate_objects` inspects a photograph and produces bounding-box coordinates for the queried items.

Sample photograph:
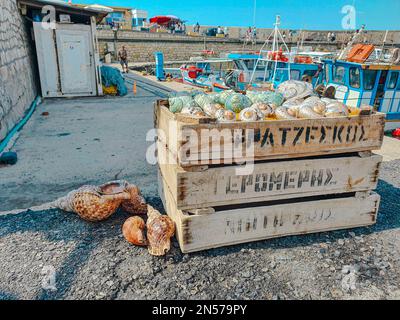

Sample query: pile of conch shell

[48,180,174,256]
[169,80,370,122]
[122,205,175,256]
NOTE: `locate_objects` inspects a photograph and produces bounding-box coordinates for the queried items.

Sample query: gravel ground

[0,172,399,300]
[0,79,399,300]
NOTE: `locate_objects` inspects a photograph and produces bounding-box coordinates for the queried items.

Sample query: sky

[75,0,400,30]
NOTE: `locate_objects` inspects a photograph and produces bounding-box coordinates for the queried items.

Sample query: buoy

[0,152,18,165]
[392,128,400,138]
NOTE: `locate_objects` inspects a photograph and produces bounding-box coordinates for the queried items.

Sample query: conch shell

[275,107,297,120]
[239,108,258,121]
[181,105,206,117]
[203,103,224,117]
[297,105,324,119]
[53,181,131,222]
[146,205,175,256]
[121,184,147,215]
[122,216,147,246]
[215,109,236,122]
[303,96,327,115]
[325,102,349,117]
[250,103,274,119]
[277,80,313,101]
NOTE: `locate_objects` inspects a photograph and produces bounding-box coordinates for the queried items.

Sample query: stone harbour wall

[96,29,400,64]
[0,0,37,142]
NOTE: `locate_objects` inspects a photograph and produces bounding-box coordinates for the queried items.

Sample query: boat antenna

[253,0,257,28]
[378,30,389,61]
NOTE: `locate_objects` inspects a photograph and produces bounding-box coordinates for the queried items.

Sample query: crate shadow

[0,207,138,300]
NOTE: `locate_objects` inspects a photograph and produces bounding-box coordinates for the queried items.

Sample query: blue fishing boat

[321,44,400,130]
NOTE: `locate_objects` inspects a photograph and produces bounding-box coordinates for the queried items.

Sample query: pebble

[338,239,345,246]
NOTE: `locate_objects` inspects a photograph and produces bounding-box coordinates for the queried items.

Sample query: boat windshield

[333,66,346,84]
[364,69,378,90]
[388,72,399,89]
[349,67,361,88]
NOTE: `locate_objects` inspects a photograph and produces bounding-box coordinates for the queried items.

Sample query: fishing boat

[180,58,234,91]
[244,16,330,90]
[318,27,400,130]
[224,51,329,90]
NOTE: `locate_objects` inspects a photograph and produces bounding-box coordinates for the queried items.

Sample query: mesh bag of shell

[167,80,368,122]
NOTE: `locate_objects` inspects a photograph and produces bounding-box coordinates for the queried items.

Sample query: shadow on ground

[0,180,398,299]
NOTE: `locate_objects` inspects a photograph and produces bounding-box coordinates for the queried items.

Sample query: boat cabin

[323,59,400,123]
[225,53,324,90]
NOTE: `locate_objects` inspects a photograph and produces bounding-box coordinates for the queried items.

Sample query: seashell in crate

[239,108,258,121]
[53,180,131,222]
[203,103,224,117]
[297,105,324,119]
[277,80,313,101]
[274,107,297,120]
[181,105,206,117]
[146,205,175,256]
[215,109,236,122]
[250,103,274,119]
[325,102,349,117]
[122,216,147,246]
[303,96,327,115]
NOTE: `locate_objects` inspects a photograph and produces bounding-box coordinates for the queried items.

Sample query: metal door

[56,25,96,95]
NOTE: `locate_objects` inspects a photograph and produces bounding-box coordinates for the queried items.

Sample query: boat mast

[249,15,291,86]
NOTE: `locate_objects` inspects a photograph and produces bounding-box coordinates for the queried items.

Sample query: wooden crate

[158,142,382,210]
[154,100,385,167]
[159,170,380,253]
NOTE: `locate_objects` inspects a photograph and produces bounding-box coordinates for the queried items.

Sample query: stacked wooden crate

[154,99,385,253]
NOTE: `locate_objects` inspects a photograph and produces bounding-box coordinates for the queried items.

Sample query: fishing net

[225,93,252,113]
[100,66,128,96]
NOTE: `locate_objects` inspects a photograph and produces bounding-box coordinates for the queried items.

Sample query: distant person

[331,32,336,42]
[224,26,228,37]
[217,26,223,34]
[195,22,200,33]
[327,32,331,42]
[252,27,257,43]
[118,45,129,73]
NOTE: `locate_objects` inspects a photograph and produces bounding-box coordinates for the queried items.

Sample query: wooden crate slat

[159,171,380,253]
[155,102,385,167]
[158,142,382,210]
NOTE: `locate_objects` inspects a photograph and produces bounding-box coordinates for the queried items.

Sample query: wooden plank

[155,102,385,167]
[158,142,382,209]
[159,172,380,253]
